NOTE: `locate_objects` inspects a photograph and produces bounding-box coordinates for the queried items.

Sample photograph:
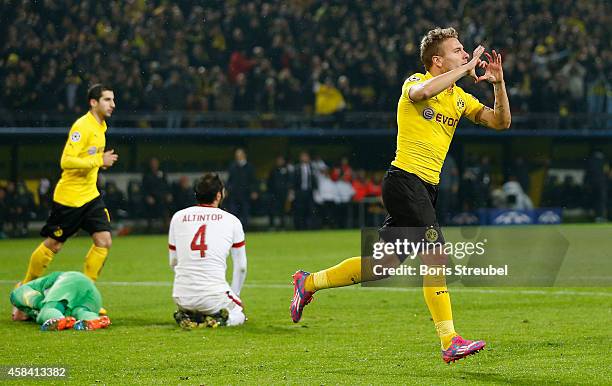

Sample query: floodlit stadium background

[0,1,610,234]
[0,1,611,384]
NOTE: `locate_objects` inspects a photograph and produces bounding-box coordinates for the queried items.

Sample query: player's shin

[84,245,108,281]
[23,242,56,283]
[72,306,100,321]
[423,265,457,350]
[305,256,366,292]
[36,302,66,325]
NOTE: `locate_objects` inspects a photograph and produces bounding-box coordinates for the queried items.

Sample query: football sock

[36,301,65,325]
[23,242,55,283]
[305,256,363,292]
[83,245,108,281]
[72,306,100,321]
[423,266,457,350]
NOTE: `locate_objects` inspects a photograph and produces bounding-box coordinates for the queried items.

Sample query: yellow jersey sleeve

[60,122,104,170]
[401,73,427,103]
[460,90,486,123]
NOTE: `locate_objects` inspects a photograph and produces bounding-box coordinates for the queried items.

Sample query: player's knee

[97,238,112,249]
[44,238,63,253]
[421,252,448,266]
[92,232,112,249]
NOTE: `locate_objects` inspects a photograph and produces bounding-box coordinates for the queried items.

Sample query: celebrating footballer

[291,27,511,363]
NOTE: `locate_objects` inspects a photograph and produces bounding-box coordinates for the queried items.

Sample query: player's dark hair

[194,173,224,204]
[87,84,113,105]
[420,27,458,70]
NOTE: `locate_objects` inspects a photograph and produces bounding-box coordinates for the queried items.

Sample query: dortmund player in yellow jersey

[21,84,119,284]
[291,28,511,363]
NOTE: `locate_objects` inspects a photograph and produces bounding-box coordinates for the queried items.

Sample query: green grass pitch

[0,226,610,384]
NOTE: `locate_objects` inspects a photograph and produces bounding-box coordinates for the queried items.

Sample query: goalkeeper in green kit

[10,271,110,331]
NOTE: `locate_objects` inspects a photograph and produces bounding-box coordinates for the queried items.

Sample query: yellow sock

[423,266,457,350]
[304,256,362,292]
[23,242,55,283]
[435,320,457,350]
[84,245,109,281]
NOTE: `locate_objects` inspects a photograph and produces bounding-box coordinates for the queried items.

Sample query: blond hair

[420,27,459,70]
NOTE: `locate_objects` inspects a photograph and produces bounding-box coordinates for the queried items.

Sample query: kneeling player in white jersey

[168,173,247,328]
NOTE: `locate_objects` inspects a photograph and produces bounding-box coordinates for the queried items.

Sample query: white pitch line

[1,280,611,297]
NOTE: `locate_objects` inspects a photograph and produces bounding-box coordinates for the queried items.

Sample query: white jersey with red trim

[169,205,246,297]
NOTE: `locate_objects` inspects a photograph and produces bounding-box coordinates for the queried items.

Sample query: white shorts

[173,290,245,326]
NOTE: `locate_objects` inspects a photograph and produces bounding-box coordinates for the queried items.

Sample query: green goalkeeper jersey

[10,271,103,320]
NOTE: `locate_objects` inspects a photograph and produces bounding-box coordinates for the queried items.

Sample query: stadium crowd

[0,150,609,237]
[1,0,610,126]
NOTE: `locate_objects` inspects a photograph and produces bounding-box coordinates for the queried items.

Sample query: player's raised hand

[103,149,118,167]
[474,50,504,84]
[467,45,485,81]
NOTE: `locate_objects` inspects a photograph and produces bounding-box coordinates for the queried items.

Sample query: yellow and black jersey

[392,72,485,185]
[53,111,106,207]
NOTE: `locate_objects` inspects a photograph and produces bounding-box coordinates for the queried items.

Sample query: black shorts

[40,195,111,242]
[378,166,445,245]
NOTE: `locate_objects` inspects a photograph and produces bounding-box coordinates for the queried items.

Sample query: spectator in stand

[228,47,255,83]
[331,157,353,183]
[559,175,583,209]
[104,181,125,222]
[211,67,233,112]
[460,155,493,211]
[314,168,338,228]
[314,77,346,126]
[2,1,611,122]
[143,74,165,113]
[501,176,534,210]
[173,176,197,212]
[586,58,608,129]
[437,154,460,225]
[584,150,609,221]
[226,148,258,228]
[164,71,188,128]
[460,155,481,211]
[127,180,144,219]
[334,173,355,229]
[351,170,369,203]
[512,157,531,193]
[365,172,384,225]
[310,154,328,178]
[337,76,356,112]
[365,173,383,198]
[142,157,173,232]
[6,181,35,237]
[478,156,493,208]
[233,73,254,111]
[292,151,317,230]
[267,155,291,229]
[541,175,561,208]
[560,57,587,114]
[258,77,278,112]
[37,178,53,220]
[277,68,304,111]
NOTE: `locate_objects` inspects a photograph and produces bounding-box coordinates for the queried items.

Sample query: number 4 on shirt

[190,225,208,257]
